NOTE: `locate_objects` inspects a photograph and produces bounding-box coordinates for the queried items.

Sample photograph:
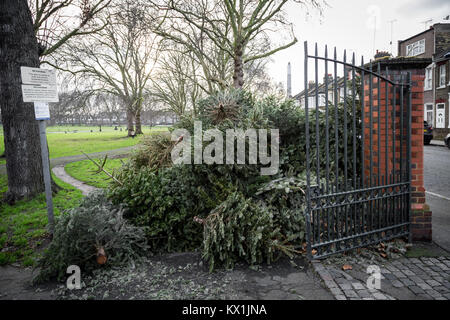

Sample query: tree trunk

[0,0,47,203]
[233,46,244,88]
[135,109,143,134]
[126,108,135,136]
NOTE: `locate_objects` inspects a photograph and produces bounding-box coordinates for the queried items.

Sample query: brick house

[398,23,450,138]
[293,75,347,109]
[433,51,450,137]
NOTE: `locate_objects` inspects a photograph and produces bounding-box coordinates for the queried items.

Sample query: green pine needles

[34,191,148,283]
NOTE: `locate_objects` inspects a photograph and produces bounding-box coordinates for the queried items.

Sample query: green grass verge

[0,125,168,165]
[65,158,129,189]
[0,174,83,266]
[405,243,450,258]
[45,131,137,159]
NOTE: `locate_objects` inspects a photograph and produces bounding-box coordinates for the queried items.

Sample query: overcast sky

[268,0,450,95]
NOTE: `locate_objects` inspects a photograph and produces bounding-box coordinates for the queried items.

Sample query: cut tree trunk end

[96,246,107,265]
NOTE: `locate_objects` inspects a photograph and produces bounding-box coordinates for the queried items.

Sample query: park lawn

[46,125,170,133]
[0,126,168,165]
[0,173,83,267]
[46,131,138,159]
[65,158,129,189]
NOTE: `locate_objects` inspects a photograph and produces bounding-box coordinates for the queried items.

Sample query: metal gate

[303,42,412,259]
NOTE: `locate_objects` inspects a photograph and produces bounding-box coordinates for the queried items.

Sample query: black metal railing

[303,42,412,259]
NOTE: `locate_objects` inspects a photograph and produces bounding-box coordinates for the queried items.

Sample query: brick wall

[362,67,431,242]
[409,75,432,241]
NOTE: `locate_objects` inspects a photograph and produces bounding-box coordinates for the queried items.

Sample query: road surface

[424,144,450,251]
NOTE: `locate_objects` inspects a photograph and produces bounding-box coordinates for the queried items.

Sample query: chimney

[287,62,292,98]
[323,74,333,84]
[308,81,315,90]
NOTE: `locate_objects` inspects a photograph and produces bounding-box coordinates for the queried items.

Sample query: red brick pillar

[410,75,432,241]
[362,59,432,242]
[362,78,394,184]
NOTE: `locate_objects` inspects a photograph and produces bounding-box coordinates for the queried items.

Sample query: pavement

[0,266,57,300]
[56,253,333,300]
[0,145,138,176]
[1,254,334,300]
[311,141,450,300]
[313,253,450,300]
[52,165,99,196]
[430,139,446,147]
[48,146,137,195]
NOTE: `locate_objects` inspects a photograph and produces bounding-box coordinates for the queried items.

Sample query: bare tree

[151,0,323,89]
[150,9,281,115]
[98,94,123,126]
[151,49,202,116]
[49,90,82,125]
[61,0,161,135]
[28,0,112,61]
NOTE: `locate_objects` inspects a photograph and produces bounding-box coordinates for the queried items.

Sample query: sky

[267,0,450,95]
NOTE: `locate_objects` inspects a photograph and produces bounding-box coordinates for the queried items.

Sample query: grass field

[0,125,168,165]
[46,125,169,133]
[0,125,163,266]
[65,158,129,189]
[0,173,83,266]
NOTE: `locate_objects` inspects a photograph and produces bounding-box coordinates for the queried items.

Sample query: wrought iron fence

[303,42,412,259]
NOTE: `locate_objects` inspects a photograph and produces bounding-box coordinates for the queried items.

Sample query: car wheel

[424,140,431,145]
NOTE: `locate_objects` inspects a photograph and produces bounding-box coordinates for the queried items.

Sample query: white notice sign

[21,84,59,103]
[34,102,50,120]
[21,67,57,86]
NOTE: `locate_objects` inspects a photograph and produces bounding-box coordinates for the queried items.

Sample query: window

[439,65,446,87]
[425,104,434,126]
[436,104,445,128]
[319,93,326,106]
[425,67,433,90]
[406,39,425,57]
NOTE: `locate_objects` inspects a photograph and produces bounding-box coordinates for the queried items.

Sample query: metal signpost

[20,67,58,234]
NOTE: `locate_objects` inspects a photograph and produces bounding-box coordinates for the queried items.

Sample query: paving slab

[312,247,450,300]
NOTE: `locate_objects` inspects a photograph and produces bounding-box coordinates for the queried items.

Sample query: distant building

[398,23,450,138]
[293,74,348,109]
[433,51,450,135]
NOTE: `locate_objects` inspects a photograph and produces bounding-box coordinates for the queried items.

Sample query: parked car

[445,133,450,149]
[424,121,433,145]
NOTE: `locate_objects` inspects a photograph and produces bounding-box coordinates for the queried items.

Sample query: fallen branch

[81,151,123,186]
